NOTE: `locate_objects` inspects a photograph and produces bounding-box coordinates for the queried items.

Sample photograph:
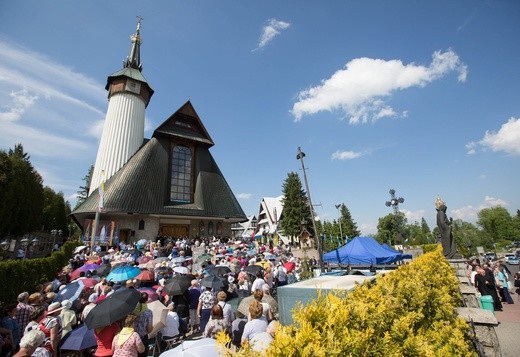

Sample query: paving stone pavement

[495,294,520,357]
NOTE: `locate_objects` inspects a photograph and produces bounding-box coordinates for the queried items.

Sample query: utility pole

[297,147,323,272]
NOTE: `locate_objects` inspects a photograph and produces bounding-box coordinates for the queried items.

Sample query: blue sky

[1,1,519,235]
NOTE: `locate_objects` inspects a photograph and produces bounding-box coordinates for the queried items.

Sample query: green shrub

[0,240,79,305]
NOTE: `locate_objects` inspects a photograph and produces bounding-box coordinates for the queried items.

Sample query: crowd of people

[468,257,519,311]
[1,236,307,356]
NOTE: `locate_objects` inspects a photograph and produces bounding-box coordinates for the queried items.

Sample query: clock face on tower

[125,79,141,94]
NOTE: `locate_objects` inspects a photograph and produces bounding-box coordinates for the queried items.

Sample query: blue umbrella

[60,324,97,351]
[106,265,141,282]
[54,280,85,303]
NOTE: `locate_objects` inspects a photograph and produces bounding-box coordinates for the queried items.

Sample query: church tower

[89,18,154,195]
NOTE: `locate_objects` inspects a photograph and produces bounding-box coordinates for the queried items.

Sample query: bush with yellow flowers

[217,246,476,356]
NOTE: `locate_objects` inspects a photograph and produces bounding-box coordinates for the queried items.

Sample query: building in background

[72,20,246,245]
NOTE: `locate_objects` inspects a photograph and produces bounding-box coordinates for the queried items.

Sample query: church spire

[124,16,143,71]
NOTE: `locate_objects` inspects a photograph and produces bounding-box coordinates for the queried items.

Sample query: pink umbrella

[138,288,159,302]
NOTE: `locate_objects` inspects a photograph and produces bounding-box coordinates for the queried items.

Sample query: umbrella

[135,269,155,281]
[55,280,85,303]
[106,266,141,282]
[70,263,101,280]
[284,262,296,272]
[263,253,276,261]
[60,324,97,351]
[256,261,270,269]
[97,263,112,277]
[138,261,155,270]
[82,278,99,289]
[85,287,141,329]
[159,338,218,357]
[138,287,159,302]
[173,266,189,275]
[137,255,154,264]
[244,265,264,275]
[137,239,148,246]
[246,249,257,256]
[200,275,228,290]
[171,256,186,264]
[153,257,169,265]
[163,276,192,296]
[206,266,231,276]
[196,253,213,263]
[148,300,168,338]
[74,245,88,254]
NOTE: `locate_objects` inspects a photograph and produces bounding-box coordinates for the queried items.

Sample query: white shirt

[161,311,180,338]
[251,278,265,292]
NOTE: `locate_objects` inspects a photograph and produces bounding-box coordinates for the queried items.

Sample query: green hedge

[0,240,79,305]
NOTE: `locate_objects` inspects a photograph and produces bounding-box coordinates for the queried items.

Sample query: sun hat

[47,302,64,314]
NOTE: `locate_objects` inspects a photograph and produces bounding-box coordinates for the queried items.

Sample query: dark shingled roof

[72,101,246,224]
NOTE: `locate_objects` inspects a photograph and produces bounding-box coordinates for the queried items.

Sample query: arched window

[199,221,205,236]
[138,219,145,230]
[208,221,214,236]
[217,222,222,235]
[171,145,192,203]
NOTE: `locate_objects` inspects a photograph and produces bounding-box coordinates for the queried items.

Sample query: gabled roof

[72,100,246,224]
[153,100,214,147]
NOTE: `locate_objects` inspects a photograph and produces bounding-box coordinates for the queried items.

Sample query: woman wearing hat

[39,302,63,357]
[58,300,76,337]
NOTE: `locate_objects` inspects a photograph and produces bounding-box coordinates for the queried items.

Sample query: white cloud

[0,88,39,122]
[467,117,520,156]
[451,196,509,221]
[291,49,467,123]
[253,19,290,51]
[402,209,426,224]
[331,150,364,160]
[237,193,252,199]
[359,222,377,236]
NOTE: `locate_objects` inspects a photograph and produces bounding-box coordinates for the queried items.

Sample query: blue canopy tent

[323,237,402,265]
[381,243,413,260]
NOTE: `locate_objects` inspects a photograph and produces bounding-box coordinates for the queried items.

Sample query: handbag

[508,281,513,290]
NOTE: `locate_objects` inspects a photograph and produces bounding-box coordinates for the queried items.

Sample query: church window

[170,145,192,203]
[199,221,205,236]
[208,221,214,236]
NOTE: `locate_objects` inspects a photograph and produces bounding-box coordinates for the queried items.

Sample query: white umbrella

[147,300,168,338]
[74,245,88,254]
[173,266,189,275]
[137,239,148,246]
[159,338,219,357]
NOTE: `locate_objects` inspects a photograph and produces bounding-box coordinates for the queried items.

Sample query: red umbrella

[135,269,155,281]
[284,262,296,272]
[82,278,99,288]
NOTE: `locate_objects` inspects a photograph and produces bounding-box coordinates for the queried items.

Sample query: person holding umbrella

[111,315,144,357]
[93,321,119,357]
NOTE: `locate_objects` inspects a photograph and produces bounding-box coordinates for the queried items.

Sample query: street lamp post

[385,189,405,246]
[296,146,323,272]
[335,204,343,244]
